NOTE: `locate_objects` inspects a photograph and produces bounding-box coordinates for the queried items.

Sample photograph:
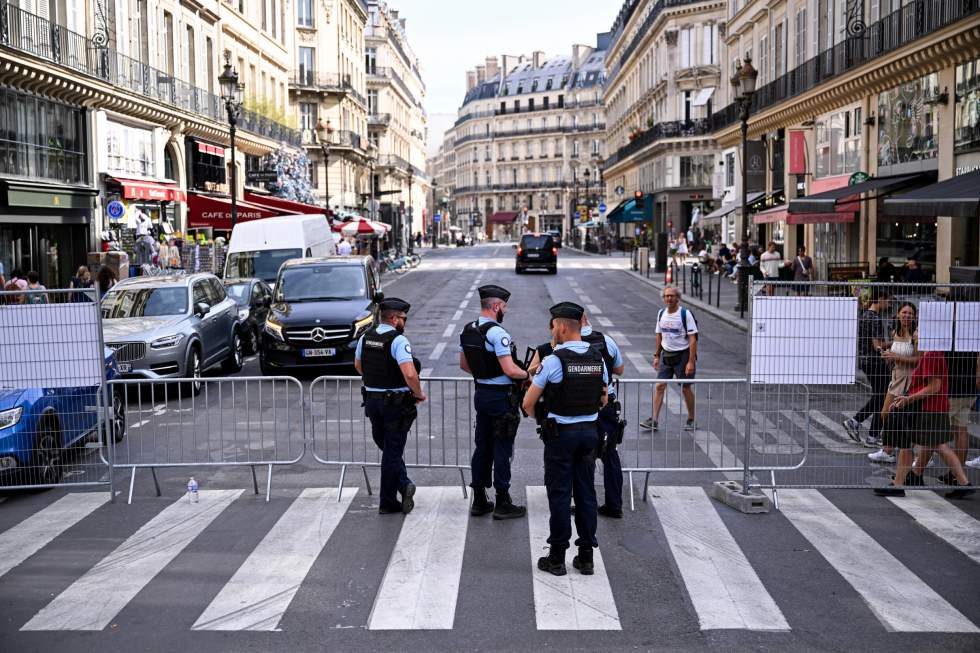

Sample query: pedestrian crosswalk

[1,485,977,635]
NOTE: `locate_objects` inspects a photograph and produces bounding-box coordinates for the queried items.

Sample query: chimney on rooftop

[484,56,499,79]
[466,70,478,91]
[532,51,545,69]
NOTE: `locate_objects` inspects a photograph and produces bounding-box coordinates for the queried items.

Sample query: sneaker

[597,504,624,519]
[400,483,416,514]
[945,487,976,500]
[639,418,658,432]
[842,418,861,443]
[936,472,958,486]
[903,472,925,487]
[683,419,697,431]
[873,486,905,497]
[868,449,896,464]
[966,456,980,469]
[862,435,882,449]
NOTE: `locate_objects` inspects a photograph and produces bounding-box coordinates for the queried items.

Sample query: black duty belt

[474,383,511,392]
[363,389,411,399]
[555,420,597,432]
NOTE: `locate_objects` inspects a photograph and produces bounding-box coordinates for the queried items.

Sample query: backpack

[657,307,698,342]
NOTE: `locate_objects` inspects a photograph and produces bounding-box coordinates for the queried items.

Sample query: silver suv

[100,273,243,394]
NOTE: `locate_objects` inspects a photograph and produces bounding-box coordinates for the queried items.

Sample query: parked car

[224,214,337,284]
[515,232,558,274]
[546,229,563,248]
[224,278,273,355]
[260,256,383,375]
[100,274,242,395]
[0,349,125,486]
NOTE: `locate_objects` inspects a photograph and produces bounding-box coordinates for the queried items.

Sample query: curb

[621,269,749,332]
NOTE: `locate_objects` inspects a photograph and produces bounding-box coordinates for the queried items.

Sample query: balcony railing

[608,0,704,81]
[1,2,300,146]
[368,113,392,126]
[712,0,980,131]
[604,118,713,169]
[290,70,367,106]
[453,122,608,147]
[301,128,364,151]
[368,66,422,108]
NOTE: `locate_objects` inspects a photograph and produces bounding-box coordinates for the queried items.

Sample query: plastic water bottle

[187,477,199,503]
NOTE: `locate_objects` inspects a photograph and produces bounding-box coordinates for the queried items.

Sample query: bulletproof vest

[460,320,517,380]
[582,330,615,373]
[545,347,605,417]
[536,342,554,360]
[360,327,406,389]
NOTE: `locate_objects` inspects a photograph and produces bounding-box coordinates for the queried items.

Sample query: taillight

[552,247,558,255]
[517,247,523,255]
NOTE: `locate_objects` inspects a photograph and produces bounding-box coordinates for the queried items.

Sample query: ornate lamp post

[731,56,758,315]
[406,166,414,253]
[315,119,333,218]
[218,52,244,229]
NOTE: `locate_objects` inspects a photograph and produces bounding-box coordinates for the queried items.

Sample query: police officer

[459,284,529,519]
[522,302,608,576]
[355,298,426,514]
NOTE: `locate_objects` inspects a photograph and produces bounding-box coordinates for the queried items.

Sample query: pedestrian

[903,258,927,283]
[459,284,529,519]
[641,287,698,432]
[674,235,688,267]
[96,265,117,299]
[159,237,181,269]
[876,257,898,283]
[415,232,422,249]
[874,351,975,499]
[337,237,353,256]
[759,241,782,295]
[354,297,425,514]
[69,265,94,302]
[943,343,980,480]
[25,270,47,304]
[522,302,608,576]
[844,289,892,444]
[792,245,813,295]
[3,267,28,304]
[869,302,920,463]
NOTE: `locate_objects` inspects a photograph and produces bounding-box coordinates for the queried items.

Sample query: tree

[265,145,318,205]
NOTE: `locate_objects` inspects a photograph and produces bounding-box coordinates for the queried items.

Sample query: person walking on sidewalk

[759,242,783,296]
[640,288,698,432]
[844,290,892,444]
[868,302,920,463]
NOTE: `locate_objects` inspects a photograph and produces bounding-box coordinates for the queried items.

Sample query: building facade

[451,39,609,242]
[426,127,456,240]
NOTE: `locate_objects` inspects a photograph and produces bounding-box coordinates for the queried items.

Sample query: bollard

[682,263,688,295]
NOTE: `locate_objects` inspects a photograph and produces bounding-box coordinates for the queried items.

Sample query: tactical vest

[536,342,554,360]
[582,330,615,373]
[544,347,605,417]
[460,320,517,380]
[361,327,407,389]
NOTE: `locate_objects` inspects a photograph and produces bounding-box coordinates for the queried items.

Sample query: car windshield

[522,235,552,249]
[277,265,366,302]
[225,249,302,282]
[101,287,188,318]
[224,283,250,305]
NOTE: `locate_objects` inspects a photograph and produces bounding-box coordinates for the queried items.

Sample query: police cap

[379,297,411,313]
[549,302,585,320]
[478,285,511,302]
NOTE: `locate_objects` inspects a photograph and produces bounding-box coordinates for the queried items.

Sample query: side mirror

[373,291,384,303]
[511,244,518,249]
[195,302,211,317]
[261,296,272,308]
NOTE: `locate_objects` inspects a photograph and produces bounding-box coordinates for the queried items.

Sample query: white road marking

[526,486,621,630]
[649,486,789,631]
[579,295,593,303]
[887,491,980,566]
[192,488,356,631]
[585,304,602,314]
[779,489,978,633]
[22,489,243,631]
[442,324,456,338]
[626,352,655,376]
[0,493,110,580]
[720,409,803,455]
[458,300,468,309]
[368,487,469,629]
[608,331,631,346]
[806,410,871,453]
[429,342,447,360]
[464,291,473,300]
[779,410,866,454]
[452,310,463,321]
[595,317,613,328]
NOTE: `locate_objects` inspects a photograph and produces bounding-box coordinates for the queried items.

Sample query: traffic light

[634,191,644,210]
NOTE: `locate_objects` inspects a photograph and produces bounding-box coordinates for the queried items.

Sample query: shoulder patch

[500,336,511,347]
[404,344,413,354]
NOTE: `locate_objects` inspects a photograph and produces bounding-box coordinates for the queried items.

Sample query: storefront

[186,192,281,233]
[488,211,518,242]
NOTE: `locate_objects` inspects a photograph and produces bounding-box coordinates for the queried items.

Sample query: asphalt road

[1,244,978,652]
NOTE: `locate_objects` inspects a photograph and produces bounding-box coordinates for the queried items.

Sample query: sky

[388,0,620,153]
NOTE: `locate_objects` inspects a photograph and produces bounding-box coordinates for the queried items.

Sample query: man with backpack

[640,287,698,432]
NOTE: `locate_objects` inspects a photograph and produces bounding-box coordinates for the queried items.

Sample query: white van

[224,214,337,283]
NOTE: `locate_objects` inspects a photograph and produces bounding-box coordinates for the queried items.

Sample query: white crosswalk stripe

[887,491,980,566]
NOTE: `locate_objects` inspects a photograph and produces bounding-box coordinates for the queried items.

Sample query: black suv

[515,233,558,274]
[260,256,383,375]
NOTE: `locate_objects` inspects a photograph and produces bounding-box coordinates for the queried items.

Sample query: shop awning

[753,204,855,225]
[108,177,186,202]
[693,87,715,107]
[186,192,281,231]
[788,174,924,214]
[701,191,766,223]
[882,170,980,218]
[489,211,518,224]
[607,195,654,223]
[243,191,324,215]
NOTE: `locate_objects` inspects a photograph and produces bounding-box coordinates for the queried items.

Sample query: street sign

[433,213,441,223]
[615,185,625,196]
[574,211,581,219]
[849,171,870,185]
[246,170,279,183]
[598,202,607,213]
[106,200,125,220]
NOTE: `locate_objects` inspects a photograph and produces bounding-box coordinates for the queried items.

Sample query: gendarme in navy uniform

[355,298,426,514]
[523,302,608,576]
[458,284,529,519]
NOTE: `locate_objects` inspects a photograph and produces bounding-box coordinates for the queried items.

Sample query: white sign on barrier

[0,304,103,388]
[750,296,858,385]
[918,301,954,352]
[954,302,980,352]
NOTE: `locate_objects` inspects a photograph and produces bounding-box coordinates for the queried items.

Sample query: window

[759,35,768,85]
[956,58,980,152]
[367,89,378,114]
[299,102,317,130]
[298,47,314,83]
[309,161,318,188]
[702,24,717,65]
[297,0,313,27]
[529,99,535,111]
[514,100,520,112]
[725,152,735,187]
[796,8,807,67]
[774,21,786,77]
[816,105,862,177]
[499,101,506,114]
[0,87,88,184]
[680,28,692,68]
[162,11,174,75]
[185,26,196,85]
[683,91,692,122]
[206,37,215,94]
[543,96,550,109]
[365,47,376,74]
[877,74,940,167]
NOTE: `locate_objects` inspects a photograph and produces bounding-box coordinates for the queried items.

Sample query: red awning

[109,177,187,202]
[243,191,324,215]
[753,204,855,225]
[186,192,282,231]
[489,211,518,224]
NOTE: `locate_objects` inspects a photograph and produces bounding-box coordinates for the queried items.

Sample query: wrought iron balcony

[603,119,712,169]
[289,70,367,106]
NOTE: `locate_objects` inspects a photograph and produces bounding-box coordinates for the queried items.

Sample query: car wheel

[34,415,63,485]
[181,347,202,397]
[548,266,558,275]
[107,390,126,444]
[259,355,275,376]
[515,265,522,274]
[246,324,260,355]
[222,331,244,374]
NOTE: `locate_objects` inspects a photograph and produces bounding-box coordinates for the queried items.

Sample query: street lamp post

[432,180,439,249]
[731,56,758,315]
[315,119,333,219]
[218,52,243,230]
[407,167,414,254]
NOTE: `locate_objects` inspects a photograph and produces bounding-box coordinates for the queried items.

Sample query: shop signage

[746,141,766,192]
[849,171,870,185]
[788,131,807,175]
[107,200,125,219]
[246,170,279,184]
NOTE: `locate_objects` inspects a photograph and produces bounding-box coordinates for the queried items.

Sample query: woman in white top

[673,236,689,267]
[869,302,920,463]
[759,241,783,295]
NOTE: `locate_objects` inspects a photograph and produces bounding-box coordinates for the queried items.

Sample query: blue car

[0,349,126,486]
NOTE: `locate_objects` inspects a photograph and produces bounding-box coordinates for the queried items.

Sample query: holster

[612,400,626,445]
[596,427,608,458]
[537,417,558,442]
[493,410,520,441]
[396,393,418,432]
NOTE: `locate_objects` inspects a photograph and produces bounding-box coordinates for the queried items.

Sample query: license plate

[526,253,540,258]
[302,348,336,358]
[117,363,131,373]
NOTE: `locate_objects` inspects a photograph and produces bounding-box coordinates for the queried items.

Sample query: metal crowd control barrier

[614,379,808,510]
[0,287,114,494]
[309,376,476,499]
[105,376,305,503]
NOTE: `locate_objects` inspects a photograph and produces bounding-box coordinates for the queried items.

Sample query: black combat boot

[492,491,527,520]
[470,487,495,517]
[572,546,594,575]
[537,546,567,576]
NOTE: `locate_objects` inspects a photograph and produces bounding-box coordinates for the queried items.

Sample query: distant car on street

[546,229,562,248]
[0,348,125,486]
[260,256,383,375]
[515,232,558,274]
[100,274,243,395]
[223,278,273,354]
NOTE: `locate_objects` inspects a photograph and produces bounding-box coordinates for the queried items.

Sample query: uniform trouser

[471,386,516,492]
[544,422,599,550]
[365,397,412,511]
[855,359,890,437]
[596,401,623,511]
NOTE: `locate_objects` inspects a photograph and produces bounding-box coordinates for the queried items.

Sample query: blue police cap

[379,297,411,313]
[478,285,511,302]
[549,302,585,320]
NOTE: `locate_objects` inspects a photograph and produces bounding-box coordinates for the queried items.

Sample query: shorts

[948,396,975,428]
[657,348,694,387]
[881,409,951,449]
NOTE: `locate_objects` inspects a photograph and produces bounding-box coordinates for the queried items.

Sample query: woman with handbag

[868,303,920,463]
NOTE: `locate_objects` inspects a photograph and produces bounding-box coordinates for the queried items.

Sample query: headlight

[353,315,374,337]
[264,317,284,341]
[150,334,184,349]
[238,307,250,322]
[0,407,23,430]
